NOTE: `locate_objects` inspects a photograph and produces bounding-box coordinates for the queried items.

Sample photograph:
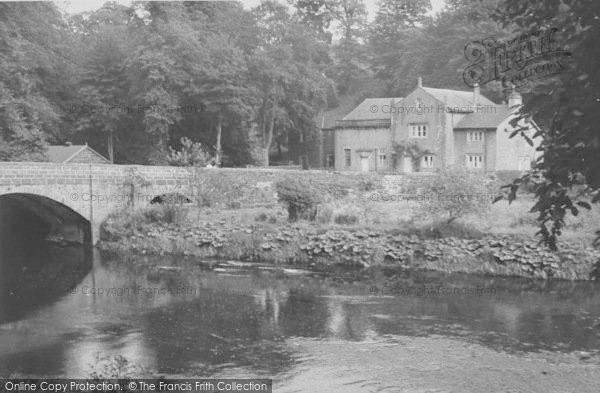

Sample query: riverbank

[98,213,600,280]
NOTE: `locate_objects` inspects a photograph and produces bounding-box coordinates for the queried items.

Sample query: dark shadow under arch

[0,193,93,323]
[0,193,92,257]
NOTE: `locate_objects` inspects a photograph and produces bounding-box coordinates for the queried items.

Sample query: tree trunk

[215,114,222,167]
[262,111,275,167]
[107,131,114,163]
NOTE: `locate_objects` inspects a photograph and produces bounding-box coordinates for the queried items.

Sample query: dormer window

[410,124,428,138]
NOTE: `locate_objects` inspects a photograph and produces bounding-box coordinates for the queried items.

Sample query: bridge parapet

[0,162,193,186]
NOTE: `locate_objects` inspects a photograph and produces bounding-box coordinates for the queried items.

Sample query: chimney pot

[508,86,522,109]
[417,77,422,88]
[473,83,480,107]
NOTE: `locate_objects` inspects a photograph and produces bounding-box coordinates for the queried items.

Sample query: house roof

[342,97,402,121]
[421,87,495,111]
[454,105,512,129]
[46,144,110,163]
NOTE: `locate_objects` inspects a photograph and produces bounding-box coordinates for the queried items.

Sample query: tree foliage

[492,0,600,249]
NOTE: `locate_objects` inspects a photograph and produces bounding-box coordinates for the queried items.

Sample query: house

[45,143,111,164]
[333,78,540,173]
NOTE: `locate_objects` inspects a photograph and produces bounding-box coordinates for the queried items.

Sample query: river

[1,244,600,392]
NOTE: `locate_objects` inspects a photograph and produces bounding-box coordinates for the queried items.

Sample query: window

[410,124,428,138]
[415,98,423,111]
[326,153,334,168]
[466,154,484,169]
[378,150,387,169]
[422,155,434,168]
[299,132,305,143]
[518,156,531,170]
[344,148,351,168]
[468,131,484,142]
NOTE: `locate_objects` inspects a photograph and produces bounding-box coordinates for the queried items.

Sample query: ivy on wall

[392,141,432,171]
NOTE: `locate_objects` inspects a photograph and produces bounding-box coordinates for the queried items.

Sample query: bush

[424,220,484,239]
[99,209,139,241]
[167,137,212,167]
[255,212,268,222]
[140,204,189,225]
[334,213,359,225]
[357,174,381,191]
[188,168,251,208]
[316,205,334,224]
[416,166,492,223]
[275,177,321,222]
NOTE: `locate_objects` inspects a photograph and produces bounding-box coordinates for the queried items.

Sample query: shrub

[255,212,268,222]
[275,177,321,222]
[416,166,492,223]
[99,209,139,241]
[167,137,212,167]
[140,204,189,225]
[188,168,250,208]
[357,174,381,191]
[334,213,359,225]
[424,220,484,239]
[316,205,334,224]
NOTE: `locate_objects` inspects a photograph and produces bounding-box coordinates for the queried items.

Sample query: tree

[291,0,334,43]
[0,2,81,160]
[249,1,330,166]
[369,0,430,81]
[75,3,134,163]
[326,0,369,93]
[418,166,492,223]
[191,34,257,166]
[379,0,511,96]
[494,0,600,249]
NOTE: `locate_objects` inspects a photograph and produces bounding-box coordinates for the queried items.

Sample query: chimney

[473,83,480,107]
[508,86,522,108]
[417,77,422,88]
[65,141,72,146]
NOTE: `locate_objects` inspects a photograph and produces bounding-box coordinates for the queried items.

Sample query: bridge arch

[0,193,92,254]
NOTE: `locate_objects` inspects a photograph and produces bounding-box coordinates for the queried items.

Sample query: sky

[50,0,446,17]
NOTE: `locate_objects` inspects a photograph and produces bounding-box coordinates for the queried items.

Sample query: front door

[403,156,413,173]
[360,156,369,172]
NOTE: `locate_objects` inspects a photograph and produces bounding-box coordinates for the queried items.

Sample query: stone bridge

[0,162,198,244]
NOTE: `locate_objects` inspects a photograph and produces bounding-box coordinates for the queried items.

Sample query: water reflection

[0,242,91,324]
[0,251,599,377]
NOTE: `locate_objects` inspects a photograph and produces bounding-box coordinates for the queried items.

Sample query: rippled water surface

[1,245,600,392]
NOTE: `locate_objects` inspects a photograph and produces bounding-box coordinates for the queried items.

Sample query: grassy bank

[98,168,600,280]
[98,204,600,280]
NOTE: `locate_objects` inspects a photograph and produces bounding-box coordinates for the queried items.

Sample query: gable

[45,145,110,164]
[46,145,87,163]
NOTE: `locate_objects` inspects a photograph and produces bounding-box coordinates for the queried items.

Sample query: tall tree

[495,0,600,249]
[382,0,511,96]
[291,0,334,43]
[250,0,330,166]
[326,0,369,93]
[369,0,430,81]
[75,2,134,163]
[0,2,80,160]
[191,34,257,166]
